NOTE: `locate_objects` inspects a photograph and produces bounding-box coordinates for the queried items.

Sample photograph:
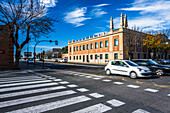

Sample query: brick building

[68,13,169,64]
[0,25,14,69]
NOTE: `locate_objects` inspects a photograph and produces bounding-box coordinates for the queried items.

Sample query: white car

[59,59,67,63]
[105,60,152,79]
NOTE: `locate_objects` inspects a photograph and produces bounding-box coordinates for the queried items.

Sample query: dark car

[132,59,170,76]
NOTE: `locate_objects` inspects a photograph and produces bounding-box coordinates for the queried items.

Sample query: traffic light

[41,53,43,57]
[43,51,45,55]
[55,41,58,45]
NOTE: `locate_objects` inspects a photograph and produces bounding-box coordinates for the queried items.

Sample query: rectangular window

[70,56,71,60]
[114,53,118,59]
[91,43,93,49]
[70,47,71,52]
[83,45,85,50]
[95,42,98,49]
[100,41,103,48]
[79,56,81,60]
[74,56,75,60]
[80,45,81,51]
[87,44,89,50]
[95,55,98,59]
[74,47,75,51]
[114,39,118,46]
[77,46,78,51]
[105,54,108,59]
[105,40,108,47]
[76,56,78,60]
[100,54,103,59]
[90,55,93,59]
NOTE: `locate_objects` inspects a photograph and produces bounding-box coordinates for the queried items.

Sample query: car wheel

[106,69,111,75]
[156,69,164,76]
[130,72,137,79]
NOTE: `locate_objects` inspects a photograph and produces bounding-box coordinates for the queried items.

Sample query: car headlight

[138,68,145,72]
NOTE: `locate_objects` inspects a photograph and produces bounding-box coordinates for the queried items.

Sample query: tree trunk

[15,48,21,69]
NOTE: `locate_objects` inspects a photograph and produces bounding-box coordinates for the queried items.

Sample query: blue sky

[22,0,170,56]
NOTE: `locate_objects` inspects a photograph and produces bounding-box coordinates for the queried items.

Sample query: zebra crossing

[0,72,151,113]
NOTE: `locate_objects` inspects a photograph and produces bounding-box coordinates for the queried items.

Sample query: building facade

[68,13,169,64]
[0,25,14,69]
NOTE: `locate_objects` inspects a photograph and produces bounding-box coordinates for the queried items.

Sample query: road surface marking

[53,79,62,82]
[73,74,79,76]
[0,80,52,88]
[85,76,93,78]
[67,84,78,88]
[71,103,112,113]
[167,94,170,96]
[102,79,112,82]
[0,78,45,84]
[0,86,66,99]
[106,99,125,107]
[89,93,104,98]
[144,88,159,93]
[79,74,86,77]
[93,78,101,80]
[113,82,124,85]
[0,76,42,81]
[0,90,76,108]
[59,81,69,84]
[76,88,89,92]
[0,82,58,93]
[127,85,140,88]
[7,95,91,113]
[132,109,150,113]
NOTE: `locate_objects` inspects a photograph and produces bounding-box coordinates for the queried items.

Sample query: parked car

[157,59,168,64]
[132,59,170,76]
[39,58,44,61]
[28,59,34,64]
[52,59,58,62]
[105,60,152,79]
[59,59,67,63]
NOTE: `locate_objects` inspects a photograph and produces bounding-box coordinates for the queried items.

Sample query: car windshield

[125,61,138,66]
[148,60,158,65]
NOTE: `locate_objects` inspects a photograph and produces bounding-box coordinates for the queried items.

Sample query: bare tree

[45,50,53,59]
[0,0,55,69]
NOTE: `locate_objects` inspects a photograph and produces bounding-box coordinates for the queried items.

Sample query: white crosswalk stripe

[107,99,125,107]
[0,90,76,108]
[0,80,53,88]
[0,76,42,81]
[144,88,159,93]
[89,93,104,98]
[113,82,124,85]
[71,103,112,113]
[132,109,150,113]
[0,82,58,92]
[127,85,140,88]
[76,88,89,92]
[7,96,91,113]
[0,86,66,99]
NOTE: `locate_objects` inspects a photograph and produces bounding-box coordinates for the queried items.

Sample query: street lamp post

[139,26,151,59]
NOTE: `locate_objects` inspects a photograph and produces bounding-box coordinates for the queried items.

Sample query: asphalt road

[0,68,169,113]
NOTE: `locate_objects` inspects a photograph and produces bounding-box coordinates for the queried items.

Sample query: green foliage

[62,46,68,54]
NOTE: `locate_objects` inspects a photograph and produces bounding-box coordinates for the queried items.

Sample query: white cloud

[40,0,57,7]
[93,3,110,7]
[64,7,91,27]
[30,45,62,49]
[91,8,107,17]
[117,0,170,30]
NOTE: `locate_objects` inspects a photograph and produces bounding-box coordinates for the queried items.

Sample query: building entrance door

[83,55,85,62]
[86,55,89,62]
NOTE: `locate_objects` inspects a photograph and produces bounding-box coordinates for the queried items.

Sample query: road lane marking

[102,79,112,82]
[106,99,125,107]
[0,86,66,99]
[0,90,76,108]
[0,82,58,93]
[59,81,69,84]
[144,88,159,93]
[76,88,89,92]
[127,85,140,88]
[0,80,52,88]
[167,94,170,96]
[0,78,45,84]
[71,103,112,113]
[0,76,42,81]
[89,93,104,98]
[79,74,86,77]
[85,76,93,78]
[67,84,78,88]
[53,79,62,82]
[93,78,101,80]
[132,109,150,113]
[7,95,91,113]
[113,82,124,85]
